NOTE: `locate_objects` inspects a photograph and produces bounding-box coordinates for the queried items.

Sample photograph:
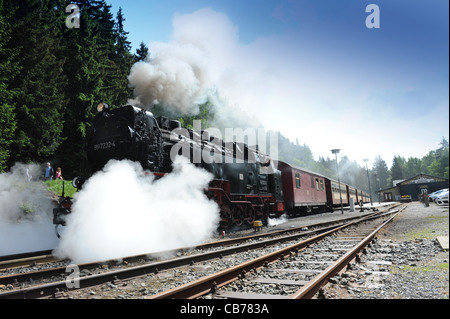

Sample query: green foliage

[57,0,132,175]
[387,137,449,184]
[135,41,149,62]
[4,0,67,165]
[0,0,19,171]
[372,155,390,189]
[20,202,33,215]
[45,179,77,198]
[178,101,216,129]
[0,0,140,176]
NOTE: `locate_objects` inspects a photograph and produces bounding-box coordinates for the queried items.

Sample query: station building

[377,174,449,202]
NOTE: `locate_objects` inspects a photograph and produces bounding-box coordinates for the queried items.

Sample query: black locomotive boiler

[53,103,285,230]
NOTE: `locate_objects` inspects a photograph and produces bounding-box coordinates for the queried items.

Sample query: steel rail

[0,219,344,290]
[0,252,56,270]
[148,208,400,299]
[147,218,370,299]
[0,205,392,289]
[0,250,54,263]
[289,210,402,299]
[0,205,399,299]
[0,220,349,299]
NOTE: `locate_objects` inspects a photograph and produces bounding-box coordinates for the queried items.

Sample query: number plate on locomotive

[93,140,116,151]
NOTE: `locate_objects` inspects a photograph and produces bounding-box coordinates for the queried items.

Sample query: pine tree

[57,0,135,175]
[111,6,134,106]
[390,156,405,181]
[135,41,149,62]
[0,0,19,171]
[424,137,449,178]
[372,156,389,189]
[404,157,422,178]
[5,0,67,165]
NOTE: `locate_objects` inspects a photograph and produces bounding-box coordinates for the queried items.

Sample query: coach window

[295,173,301,188]
[315,178,319,190]
[320,179,324,191]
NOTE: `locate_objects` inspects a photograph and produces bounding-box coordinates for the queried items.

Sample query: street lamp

[331,149,344,214]
[363,159,373,206]
[374,171,381,204]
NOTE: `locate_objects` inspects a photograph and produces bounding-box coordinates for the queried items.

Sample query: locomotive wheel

[244,205,256,225]
[219,203,232,229]
[232,204,244,226]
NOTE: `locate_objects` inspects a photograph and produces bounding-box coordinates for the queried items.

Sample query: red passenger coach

[355,189,362,204]
[277,161,328,215]
[364,192,371,203]
[347,185,358,205]
[356,189,369,204]
[325,178,349,207]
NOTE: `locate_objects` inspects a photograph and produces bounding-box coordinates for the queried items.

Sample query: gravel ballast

[323,201,449,299]
[25,201,447,300]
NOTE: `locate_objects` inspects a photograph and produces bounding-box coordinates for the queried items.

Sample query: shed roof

[397,174,448,185]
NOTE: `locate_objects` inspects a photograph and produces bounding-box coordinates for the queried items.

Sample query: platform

[436,236,449,250]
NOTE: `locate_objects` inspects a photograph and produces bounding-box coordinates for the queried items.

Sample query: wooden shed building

[378,174,449,202]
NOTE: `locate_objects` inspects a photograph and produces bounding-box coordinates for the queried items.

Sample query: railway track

[0,204,400,299]
[0,250,55,270]
[149,205,404,299]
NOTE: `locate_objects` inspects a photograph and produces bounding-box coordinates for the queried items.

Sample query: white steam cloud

[0,163,58,255]
[128,8,234,115]
[128,43,214,115]
[54,157,220,264]
[127,8,275,128]
[268,213,288,227]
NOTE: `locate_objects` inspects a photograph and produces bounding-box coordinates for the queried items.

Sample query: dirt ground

[378,201,449,241]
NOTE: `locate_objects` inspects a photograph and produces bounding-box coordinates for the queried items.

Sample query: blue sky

[106,0,449,168]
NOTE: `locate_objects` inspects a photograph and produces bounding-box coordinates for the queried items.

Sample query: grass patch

[45,179,77,198]
[20,202,34,215]
[404,229,439,240]
[426,215,449,222]
[392,263,449,274]
[402,216,449,240]
[402,264,448,272]
[437,263,450,270]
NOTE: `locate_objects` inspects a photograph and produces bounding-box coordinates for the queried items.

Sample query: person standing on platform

[44,162,54,180]
[55,167,63,180]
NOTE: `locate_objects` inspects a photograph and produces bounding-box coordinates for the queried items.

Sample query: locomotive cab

[87,104,164,173]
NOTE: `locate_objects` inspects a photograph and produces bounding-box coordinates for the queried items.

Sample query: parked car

[435,190,449,206]
[428,188,448,202]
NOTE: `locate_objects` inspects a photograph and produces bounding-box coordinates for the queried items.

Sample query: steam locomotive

[53,103,285,231]
[53,103,371,235]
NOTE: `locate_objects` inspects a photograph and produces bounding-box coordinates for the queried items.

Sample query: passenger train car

[277,161,370,215]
